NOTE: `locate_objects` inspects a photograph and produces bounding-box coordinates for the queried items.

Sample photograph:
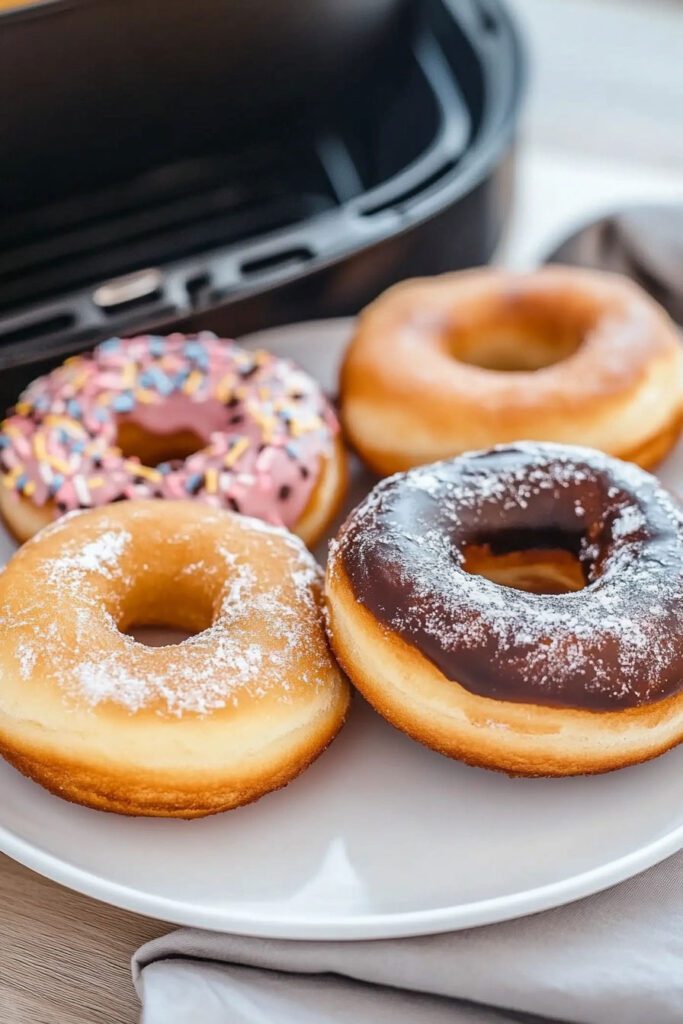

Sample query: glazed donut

[340,266,683,475]
[0,500,349,817]
[325,443,683,776]
[0,332,346,545]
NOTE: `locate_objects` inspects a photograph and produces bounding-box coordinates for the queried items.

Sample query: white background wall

[508,0,683,170]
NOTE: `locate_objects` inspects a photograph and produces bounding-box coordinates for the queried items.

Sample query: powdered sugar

[611,504,646,540]
[3,507,331,717]
[46,529,131,584]
[75,658,150,709]
[16,643,37,679]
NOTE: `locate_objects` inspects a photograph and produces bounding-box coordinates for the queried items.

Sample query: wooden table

[2,2,682,1022]
[1,858,164,1023]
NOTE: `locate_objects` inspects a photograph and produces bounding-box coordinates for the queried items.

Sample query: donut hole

[113,557,224,646]
[445,308,589,371]
[126,624,195,647]
[119,594,213,647]
[116,421,205,467]
[448,327,581,371]
[462,532,587,595]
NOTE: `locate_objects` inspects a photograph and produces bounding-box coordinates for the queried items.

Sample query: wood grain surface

[0,856,165,1023]
[0,2,681,1023]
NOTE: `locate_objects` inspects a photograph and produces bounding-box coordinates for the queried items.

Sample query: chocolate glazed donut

[325,443,683,776]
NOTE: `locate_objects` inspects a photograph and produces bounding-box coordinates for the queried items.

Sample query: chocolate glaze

[335,443,683,711]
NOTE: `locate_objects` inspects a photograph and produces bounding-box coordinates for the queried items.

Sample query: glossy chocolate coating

[336,444,683,711]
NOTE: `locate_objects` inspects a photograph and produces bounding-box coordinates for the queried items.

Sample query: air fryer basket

[0,0,524,401]
[0,0,410,212]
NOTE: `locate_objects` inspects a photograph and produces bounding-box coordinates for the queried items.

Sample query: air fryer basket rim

[0,0,526,374]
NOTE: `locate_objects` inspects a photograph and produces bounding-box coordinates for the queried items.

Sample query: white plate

[1,318,683,940]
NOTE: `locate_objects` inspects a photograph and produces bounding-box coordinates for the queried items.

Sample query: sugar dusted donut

[340,266,683,474]
[325,443,683,776]
[0,500,350,817]
[0,332,346,544]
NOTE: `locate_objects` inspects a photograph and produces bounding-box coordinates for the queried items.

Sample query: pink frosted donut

[0,333,346,544]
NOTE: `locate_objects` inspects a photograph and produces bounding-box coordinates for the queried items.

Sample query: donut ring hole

[115,572,217,645]
[102,538,228,648]
[126,624,195,648]
[443,297,594,372]
[462,529,588,595]
[116,420,205,468]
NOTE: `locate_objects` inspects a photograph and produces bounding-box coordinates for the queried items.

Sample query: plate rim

[0,815,681,938]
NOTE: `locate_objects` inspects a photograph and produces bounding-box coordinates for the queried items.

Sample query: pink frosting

[0,332,339,529]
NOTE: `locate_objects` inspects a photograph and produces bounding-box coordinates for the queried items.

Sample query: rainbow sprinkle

[0,332,338,530]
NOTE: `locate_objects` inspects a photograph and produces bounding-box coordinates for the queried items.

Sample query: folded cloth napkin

[133,850,683,1024]
[547,204,683,323]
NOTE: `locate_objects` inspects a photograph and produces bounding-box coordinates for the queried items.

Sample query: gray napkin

[546,204,683,323]
[133,850,683,1023]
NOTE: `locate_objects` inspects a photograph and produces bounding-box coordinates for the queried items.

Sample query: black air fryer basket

[0,0,525,401]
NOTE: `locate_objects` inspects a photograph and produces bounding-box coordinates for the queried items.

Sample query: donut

[325,443,683,776]
[0,332,346,545]
[340,266,683,475]
[0,500,350,817]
